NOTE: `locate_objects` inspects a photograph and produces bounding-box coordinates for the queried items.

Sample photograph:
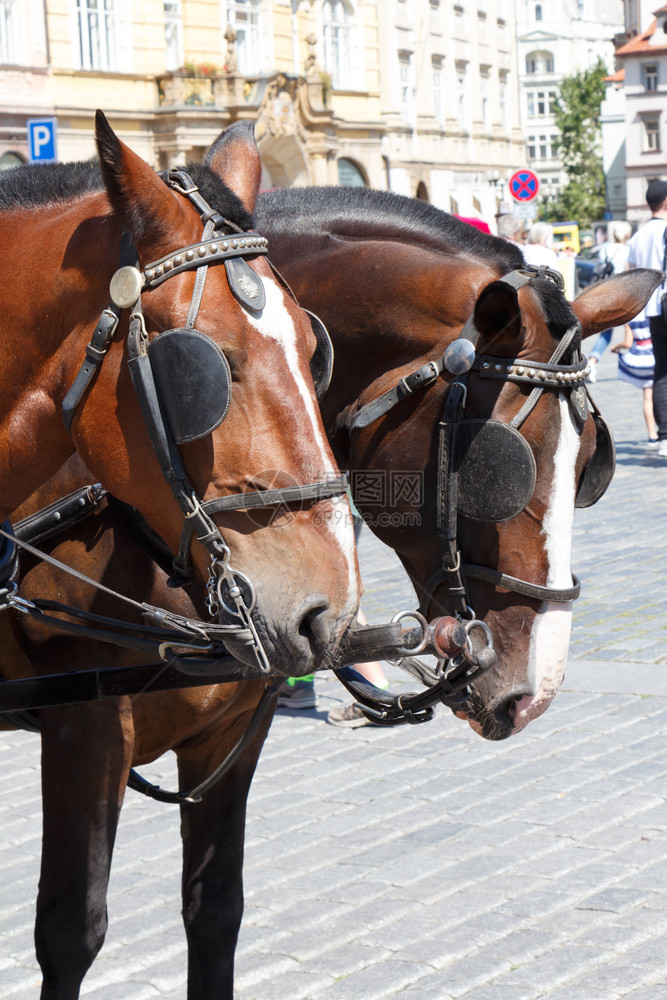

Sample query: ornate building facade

[614,2,667,221]
[0,1,526,224]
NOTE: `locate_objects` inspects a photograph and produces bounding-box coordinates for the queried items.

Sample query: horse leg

[179,692,274,1000]
[35,701,134,1000]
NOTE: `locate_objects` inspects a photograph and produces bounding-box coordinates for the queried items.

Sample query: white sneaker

[588,364,597,383]
[658,439,667,458]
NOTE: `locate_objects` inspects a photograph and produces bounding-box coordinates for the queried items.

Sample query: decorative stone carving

[224,25,238,75]
[304,33,318,80]
[255,74,308,143]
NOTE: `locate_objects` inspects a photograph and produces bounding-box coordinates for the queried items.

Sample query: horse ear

[204,120,261,213]
[572,269,664,338]
[473,280,522,350]
[95,109,183,246]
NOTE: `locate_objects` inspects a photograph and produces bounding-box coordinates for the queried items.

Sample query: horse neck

[0,195,121,518]
[265,233,495,448]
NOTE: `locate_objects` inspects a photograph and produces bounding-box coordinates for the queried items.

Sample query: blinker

[147,328,232,445]
[110,266,143,310]
[454,419,537,522]
[306,309,334,399]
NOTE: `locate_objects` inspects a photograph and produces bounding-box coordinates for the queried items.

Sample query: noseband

[62,169,347,673]
[350,265,609,626]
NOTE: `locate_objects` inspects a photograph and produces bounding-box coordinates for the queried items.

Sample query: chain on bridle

[61,168,348,673]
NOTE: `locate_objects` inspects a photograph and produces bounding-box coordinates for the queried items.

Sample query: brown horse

[1,185,661,998]
[0,116,360,678]
[255,186,660,737]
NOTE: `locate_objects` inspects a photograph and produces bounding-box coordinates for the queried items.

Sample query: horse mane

[0,159,254,230]
[257,186,577,342]
[257,186,524,272]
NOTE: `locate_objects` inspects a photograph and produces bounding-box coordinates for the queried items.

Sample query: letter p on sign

[27,118,58,163]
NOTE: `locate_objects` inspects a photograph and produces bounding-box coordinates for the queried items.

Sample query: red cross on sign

[509,169,540,202]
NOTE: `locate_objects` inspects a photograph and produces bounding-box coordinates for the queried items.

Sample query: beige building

[0,1,525,224]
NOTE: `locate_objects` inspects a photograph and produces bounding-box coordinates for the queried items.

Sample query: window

[499,75,509,131]
[0,0,16,64]
[164,1,183,72]
[399,52,414,122]
[225,0,261,76]
[527,89,558,116]
[432,57,444,124]
[645,119,661,152]
[527,133,557,160]
[525,50,554,75]
[481,74,491,130]
[643,63,658,91]
[0,151,24,170]
[535,3,542,19]
[76,0,118,71]
[323,0,352,89]
[338,158,366,186]
[456,64,468,129]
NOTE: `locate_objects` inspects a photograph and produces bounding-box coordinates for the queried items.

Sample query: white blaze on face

[245,277,359,612]
[512,396,579,732]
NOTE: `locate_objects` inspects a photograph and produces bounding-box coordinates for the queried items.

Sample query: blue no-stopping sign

[27,118,58,163]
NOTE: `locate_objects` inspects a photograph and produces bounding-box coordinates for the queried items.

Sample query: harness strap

[462,566,581,603]
[350,359,444,431]
[172,475,349,587]
[126,679,279,805]
[62,233,137,435]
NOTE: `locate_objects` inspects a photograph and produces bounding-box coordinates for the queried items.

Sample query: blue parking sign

[27,118,58,163]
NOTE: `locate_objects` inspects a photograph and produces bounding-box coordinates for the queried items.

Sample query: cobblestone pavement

[1,348,667,999]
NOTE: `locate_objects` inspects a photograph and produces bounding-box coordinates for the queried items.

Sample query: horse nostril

[293,596,332,659]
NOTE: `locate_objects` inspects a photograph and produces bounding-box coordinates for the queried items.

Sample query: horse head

[370,266,661,740]
[66,115,360,675]
[253,187,661,735]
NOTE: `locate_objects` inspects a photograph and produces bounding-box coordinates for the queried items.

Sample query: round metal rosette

[109,266,143,309]
[444,338,476,375]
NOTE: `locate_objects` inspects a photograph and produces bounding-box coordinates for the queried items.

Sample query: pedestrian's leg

[649,317,667,439]
[644,387,658,441]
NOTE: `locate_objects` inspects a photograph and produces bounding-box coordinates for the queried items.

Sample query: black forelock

[530,278,580,344]
[182,162,254,231]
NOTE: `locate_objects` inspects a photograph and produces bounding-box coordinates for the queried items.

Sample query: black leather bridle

[349,265,603,632]
[61,169,348,673]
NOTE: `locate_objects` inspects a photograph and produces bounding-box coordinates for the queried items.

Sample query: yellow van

[550,222,580,254]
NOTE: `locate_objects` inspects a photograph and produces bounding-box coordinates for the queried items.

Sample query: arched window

[525,50,554,75]
[323,0,353,89]
[224,0,261,76]
[416,181,429,201]
[0,151,24,170]
[535,3,542,19]
[337,157,366,187]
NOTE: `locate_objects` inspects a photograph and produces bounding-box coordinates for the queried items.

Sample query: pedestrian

[626,179,667,456]
[588,221,633,382]
[522,221,560,268]
[496,214,524,246]
[611,311,658,448]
